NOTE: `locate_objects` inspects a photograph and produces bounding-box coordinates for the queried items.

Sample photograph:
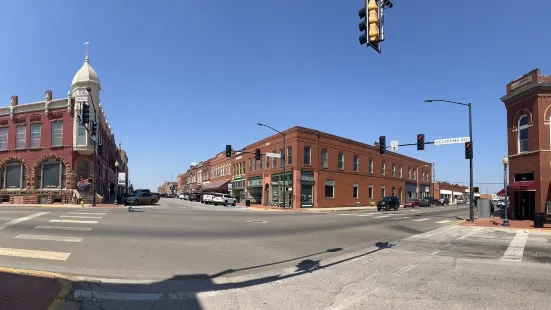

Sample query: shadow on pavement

[0,270,62,309]
[68,242,396,309]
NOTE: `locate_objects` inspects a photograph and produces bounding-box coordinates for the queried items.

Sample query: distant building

[433,182,468,204]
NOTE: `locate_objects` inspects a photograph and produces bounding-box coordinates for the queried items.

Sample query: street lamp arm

[424,99,470,107]
[257,123,284,135]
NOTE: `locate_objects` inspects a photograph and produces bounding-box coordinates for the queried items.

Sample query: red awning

[497,188,505,196]
[508,181,536,191]
[202,180,230,191]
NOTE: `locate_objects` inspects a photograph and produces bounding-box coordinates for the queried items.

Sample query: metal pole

[93,137,97,206]
[416,167,419,199]
[114,166,119,204]
[503,163,510,226]
[468,103,474,222]
[282,133,286,209]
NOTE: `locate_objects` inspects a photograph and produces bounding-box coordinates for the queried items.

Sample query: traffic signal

[417,134,425,150]
[473,187,479,193]
[379,136,386,154]
[225,145,232,158]
[91,122,97,137]
[358,0,383,53]
[255,149,261,160]
[80,103,90,125]
[465,141,473,159]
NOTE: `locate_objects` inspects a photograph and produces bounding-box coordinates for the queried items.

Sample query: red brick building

[433,182,467,204]
[0,49,128,204]
[501,68,551,220]
[203,152,232,193]
[230,126,431,208]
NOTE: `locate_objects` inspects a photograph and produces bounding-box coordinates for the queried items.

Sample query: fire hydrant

[81,200,84,208]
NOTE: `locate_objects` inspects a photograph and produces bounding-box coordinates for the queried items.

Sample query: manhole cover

[247,220,268,223]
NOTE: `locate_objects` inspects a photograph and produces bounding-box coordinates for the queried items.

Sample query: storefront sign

[510,75,533,91]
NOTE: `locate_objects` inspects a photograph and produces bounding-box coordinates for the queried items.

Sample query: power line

[444,181,503,185]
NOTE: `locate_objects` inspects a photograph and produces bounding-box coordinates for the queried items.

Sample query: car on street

[421,197,441,207]
[125,191,157,205]
[441,198,450,205]
[188,193,200,202]
[404,199,421,208]
[202,193,214,204]
[456,198,465,204]
[178,193,186,199]
[212,193,237,206]
[377,196,400,211]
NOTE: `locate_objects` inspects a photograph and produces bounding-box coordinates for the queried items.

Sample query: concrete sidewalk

[0,267,74,310]
[0,203,123,208]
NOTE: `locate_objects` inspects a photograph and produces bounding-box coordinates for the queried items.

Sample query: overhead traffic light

[358,0,387,53]
[465,141,473,159]
[255,149,261,160]
[91,122,97,137]
[225,145,232,158]
[473,187,480,193]
[379,136,386,154]
[80,103,90,125]
[417,134,425,150]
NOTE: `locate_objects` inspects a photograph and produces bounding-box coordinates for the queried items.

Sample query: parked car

[441,198,450,205]
[377,196,400,211]
[212,193,237,206]
[178,193,186,200]
[132,189,158,204]
[188,193,200,202]
[125,191,156,205]
[201,193,214,204]
[404,199,421,208]
[456,198,465,204]
[421,197,441,206]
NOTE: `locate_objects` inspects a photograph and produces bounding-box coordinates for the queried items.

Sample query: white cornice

[0,98,68,116]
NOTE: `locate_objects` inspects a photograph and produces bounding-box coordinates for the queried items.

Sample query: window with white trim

[381,185,386,198]
[0,128,7,150]
[392,164,396,177]
[321,149,328,168]
[353,183,359,199]
[518,116,529,153]
[369,159,373,175]
[36,160,66,189]
[287,146,292,165]
[0,161,26,189]
[408,168,411,179]
[413,170,417,180]
[304,146,311,165]
[338,152,344,170]
[382,161,386,176]
[272,150,276,168]
[399,166,403,178]
[16,125,26,149]
[51,121,63,146]
[30,124,41,148]
[353,155,359,172]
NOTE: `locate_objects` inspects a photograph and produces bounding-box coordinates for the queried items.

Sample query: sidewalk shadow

[70,242,395,309]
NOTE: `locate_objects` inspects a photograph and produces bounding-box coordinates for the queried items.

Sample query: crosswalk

[327,208,461,225]
[0,208,112,261]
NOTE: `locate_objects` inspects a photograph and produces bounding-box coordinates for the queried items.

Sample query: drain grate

[247,220,268,224]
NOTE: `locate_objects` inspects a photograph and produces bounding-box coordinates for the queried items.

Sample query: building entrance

[513,191,535,220]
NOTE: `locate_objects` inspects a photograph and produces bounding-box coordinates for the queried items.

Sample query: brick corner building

[0,48,129,204]
[501,68,551,219]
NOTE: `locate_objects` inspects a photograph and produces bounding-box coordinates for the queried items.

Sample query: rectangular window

[414,170,417,180]
[6,164,21,188]
[304,146,311,165]
[399,166,403,179]
[30,124,41,148]
[369,185,373,199]
[272,152,276,168]
[287,147,292,165]
[325,180,334,198]
[369,159,373,175]
[392,164,396,177]
[338,152,344,170]
[353,155,359,172]
[16,125,26,149]
[381,186,386,198]
[280,149,284,167]
[43,162,61,188]
[51,121,63,146]
[408,168,412,179]
[321,149,328,168]
[353,183,359,199]
[0,128,7,150]
[242,161,245,175]
[249,159,252,172]
[382,161,386,176]
[391,186,395,196]
[259,156,262,171]
[77,123,87,145]
[265,155,269,169]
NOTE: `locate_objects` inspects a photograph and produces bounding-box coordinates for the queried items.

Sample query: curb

[457,220,551,233]
[0,267,74,310]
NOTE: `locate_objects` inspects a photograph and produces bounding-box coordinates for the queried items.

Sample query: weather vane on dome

[84,41,90,62]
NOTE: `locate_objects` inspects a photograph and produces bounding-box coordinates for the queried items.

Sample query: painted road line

[0,247,70,260]
[0,212,49,231]
[14,234,83,243]
[357,214,375,217]
[373,215,390,219]
[412,218,429,222]
[394,217,411,219]
[34,226,92,232]
[435,220,452,224]
[68,212,107,216]
[457,227,484,240]
[50,219,98,224]
[338,214,354,216]
[60,215,103,219]
[501,230,529,262]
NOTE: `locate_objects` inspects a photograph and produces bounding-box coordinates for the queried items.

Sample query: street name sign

[266,152,281,158]
[390,140,399,151]
[434,137,470,145]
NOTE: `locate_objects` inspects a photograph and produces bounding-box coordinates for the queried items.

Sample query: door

[301,183,314,208]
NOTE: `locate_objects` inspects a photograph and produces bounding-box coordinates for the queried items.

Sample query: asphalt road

[0,200,469,280]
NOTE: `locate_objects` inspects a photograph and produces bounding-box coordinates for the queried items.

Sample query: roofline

[500,82,551,103]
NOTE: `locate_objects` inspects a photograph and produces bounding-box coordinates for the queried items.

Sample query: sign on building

[118,172,126,185]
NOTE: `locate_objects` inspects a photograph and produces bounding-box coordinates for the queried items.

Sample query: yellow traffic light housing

[367,0,379,42]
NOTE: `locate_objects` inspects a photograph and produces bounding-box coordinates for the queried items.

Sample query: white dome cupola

[71,42,101,90]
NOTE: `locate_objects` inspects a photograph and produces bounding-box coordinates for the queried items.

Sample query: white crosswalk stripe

[35,226,92,232]
[14,234,83,243]
[68,212,107,215]
[0,247,70,260]
[412,218,429,222]
[435,220,452,224]
[50,219,98,224]
[374,215,391,219]
[61,215,103,219]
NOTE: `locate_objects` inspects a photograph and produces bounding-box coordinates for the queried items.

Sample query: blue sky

[1,0,550,193]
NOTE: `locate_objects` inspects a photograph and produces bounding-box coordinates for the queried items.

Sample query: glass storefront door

[301,183,314,208]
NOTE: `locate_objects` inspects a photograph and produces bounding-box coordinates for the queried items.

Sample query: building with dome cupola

[0,45,129,205]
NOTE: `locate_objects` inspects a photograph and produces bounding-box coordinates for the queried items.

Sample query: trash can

[245,199,251,207]
[534,212,545,228]
[477,199,491,218]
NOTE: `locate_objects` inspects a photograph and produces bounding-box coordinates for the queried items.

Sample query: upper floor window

[399,166,403,178]
[280,149,284,167]
[272,150,277,168]
[321,149,328,168]
[408,168,412,179]
[392,164,396,177]
[518,115,529,153]
[369,159,373,175]
[30,124,41,148]
[248,159,252,172]
[266,154,270,169]
[338,152,344,170]
[51,121,63,146]
[287,146,292,165]
[0,128,7,150]
[382,161,386,176]
[16,125,26,149]
[353,155,359,172]
[304,146,311,165]
[413,170,417,180]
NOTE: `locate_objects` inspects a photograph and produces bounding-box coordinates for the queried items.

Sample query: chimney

[10,95,18,106]
[45,90,52,101]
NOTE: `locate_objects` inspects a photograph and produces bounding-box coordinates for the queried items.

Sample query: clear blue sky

[1,0,550,193]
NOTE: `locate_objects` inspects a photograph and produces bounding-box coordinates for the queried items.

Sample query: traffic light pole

[468,103,474,222]
[87,87,97,207]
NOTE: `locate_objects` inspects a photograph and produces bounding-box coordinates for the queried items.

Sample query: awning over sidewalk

[201,180,230,192]
[498,181,536,195]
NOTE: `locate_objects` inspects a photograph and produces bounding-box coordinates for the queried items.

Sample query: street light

[114,160,120,205]
[425,99,474,222]
[257,123,287,209]
[502,156,510,227]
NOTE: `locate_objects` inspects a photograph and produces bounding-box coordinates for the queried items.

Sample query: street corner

[0,267,74,310]
[457,218,551,233]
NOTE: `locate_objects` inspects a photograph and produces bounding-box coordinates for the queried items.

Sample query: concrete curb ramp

[0,267,73,310]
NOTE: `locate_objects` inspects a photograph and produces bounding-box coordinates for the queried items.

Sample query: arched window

[36,159,66,189]
[0,161,26,189]
[518,116,529,153]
